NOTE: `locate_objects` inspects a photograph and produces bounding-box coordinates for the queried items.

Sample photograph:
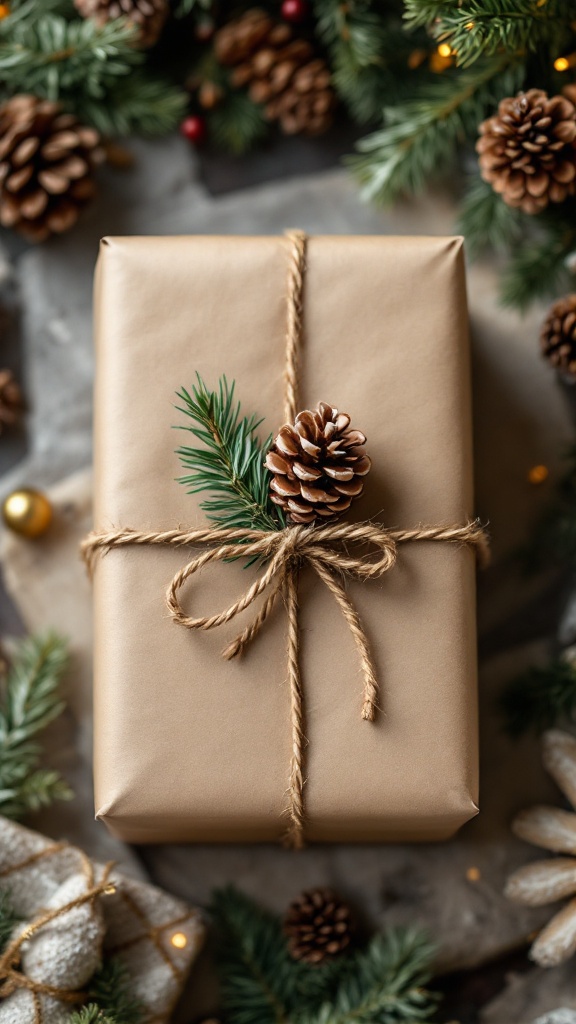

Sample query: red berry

[281,0,308,22]
[180,115,207,145]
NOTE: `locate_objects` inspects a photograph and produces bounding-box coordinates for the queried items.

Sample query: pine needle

[0,888,20,956]
[0,632,73,820]
[175,374,283,533]
[457,175,525,259]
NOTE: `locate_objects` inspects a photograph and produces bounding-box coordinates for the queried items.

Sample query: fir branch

[208,89,268,156]
[82,959,144,1024]
[175,375,283,533]
[349,61,522,205]
[0,632,72,820]
[303,932,439,1024]
[404,0,576,68]
[211,887,439,1024]
[500,212,576,311]
[457,175,525,259]
[0,888,20,956]
[76,72,186,137]
[501,657,576,737]
[0,13,142,101]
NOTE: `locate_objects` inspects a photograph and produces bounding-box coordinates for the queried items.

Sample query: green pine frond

[0,12,141,101]
[69,1006,114,1024]
[500,212,576,311]
[83,959,144,1024]
[302,931,438,1024]
[501,657,576,736]
[350,61,522,205]
[0,888,20,956]
[175,375,283,533]
[457,176,525,259]
[208,89,268,156]
[76,72,186,137]
[210,887,345,1024]
[0,632,71,820]
[404,0,576,68]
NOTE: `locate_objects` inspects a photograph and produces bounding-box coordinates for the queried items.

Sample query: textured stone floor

[1,135,575,1022]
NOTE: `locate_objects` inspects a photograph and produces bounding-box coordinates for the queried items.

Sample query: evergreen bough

[211,886,439,1024]
[0,632,72,819]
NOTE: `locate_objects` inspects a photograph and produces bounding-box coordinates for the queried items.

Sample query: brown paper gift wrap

[92,234,479,844]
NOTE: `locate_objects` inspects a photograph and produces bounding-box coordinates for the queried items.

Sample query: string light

[465,21,475,30]
[104,883,117,895]
[170,931,188,949]
[437,42,452,58]
[555,56,570,71]
[0,5,10,17]
[528,464,549,485]
[466,866,481,882]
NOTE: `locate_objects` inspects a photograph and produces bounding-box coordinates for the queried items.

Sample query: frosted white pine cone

[506,729,576,966]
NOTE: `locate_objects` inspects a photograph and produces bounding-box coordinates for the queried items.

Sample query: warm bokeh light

[171,931,188,949]
[554,56,570,71]
[528,464,549,485]
[437,43,452,57]
[466,866,481,882]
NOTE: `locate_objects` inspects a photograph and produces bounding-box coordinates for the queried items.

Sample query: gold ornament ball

[2,488,53,538]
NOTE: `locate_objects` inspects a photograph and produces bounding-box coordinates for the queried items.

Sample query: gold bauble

[2,488,53,538]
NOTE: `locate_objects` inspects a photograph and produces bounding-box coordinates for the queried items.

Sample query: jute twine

[81,230,489,849]
[0,845,115,1022]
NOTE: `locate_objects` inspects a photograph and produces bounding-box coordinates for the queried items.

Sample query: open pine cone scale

[266,402,371,525]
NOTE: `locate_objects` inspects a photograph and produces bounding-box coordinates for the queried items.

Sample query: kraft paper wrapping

[92,234,479,844]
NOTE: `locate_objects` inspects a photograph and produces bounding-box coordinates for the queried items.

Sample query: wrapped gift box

[91,234,479,843]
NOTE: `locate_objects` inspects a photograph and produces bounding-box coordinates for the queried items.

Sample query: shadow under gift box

[91,234,479,844]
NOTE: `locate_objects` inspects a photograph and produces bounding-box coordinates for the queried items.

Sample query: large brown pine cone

[477,89,576,214]
[266,402,371,525]
[0,96,103,242]
[74,0,168,48]
[284,888,353,964]
[214,8,336,136]
[0,369,23,433]
[541,295,576,376]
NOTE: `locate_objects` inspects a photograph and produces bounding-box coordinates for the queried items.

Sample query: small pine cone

[266,402,371,525]
[477,89,576,214]
[73,0,168,48]
[0,96,103,243]
[0,368,23,432]
[541,295,576,377]
[284,888,353,964]
[214,8,336,136]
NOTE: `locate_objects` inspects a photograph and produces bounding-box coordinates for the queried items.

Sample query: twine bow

[0,850,114,1023]
[82,230,489,849]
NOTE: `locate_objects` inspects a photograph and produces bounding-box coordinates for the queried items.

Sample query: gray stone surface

[1,134,575,1006]
[482,964,576,1024]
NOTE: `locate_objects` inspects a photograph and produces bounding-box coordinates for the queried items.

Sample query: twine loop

[82,230,489,849]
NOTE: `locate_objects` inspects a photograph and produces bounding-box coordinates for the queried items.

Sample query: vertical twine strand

[283,230,307,425]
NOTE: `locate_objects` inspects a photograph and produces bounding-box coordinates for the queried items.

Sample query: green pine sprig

[0,632,73,820]
[175,374,283,533]
[69,959,144,1024]
[501,656,576,737]
[457,175,525,259]
[210,886,439,1024]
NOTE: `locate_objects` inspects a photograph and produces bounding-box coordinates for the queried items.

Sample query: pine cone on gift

[73,0,169,48]
[284,888,353,964]
[541,295,576,377]
[266,402,371,525]
[0,95,103,242]
[477,89,576,214]
[214,8,336,136]
[505,730,576,967]
[0,368,23,433]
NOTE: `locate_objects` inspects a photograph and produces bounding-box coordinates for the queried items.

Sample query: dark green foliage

[457,176,525,258]
[525,447,576,572]
[0,888,20,956]
[210,886,439,1024]
[404,0,576,68]
[350,62,522,205]
[501,658,576,737]
[81,960,144,1024]
[0,1,186,136]
[0,633,72,820]
[500,214,576,311]
[175,374,283,532]
[208,89,268,156]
